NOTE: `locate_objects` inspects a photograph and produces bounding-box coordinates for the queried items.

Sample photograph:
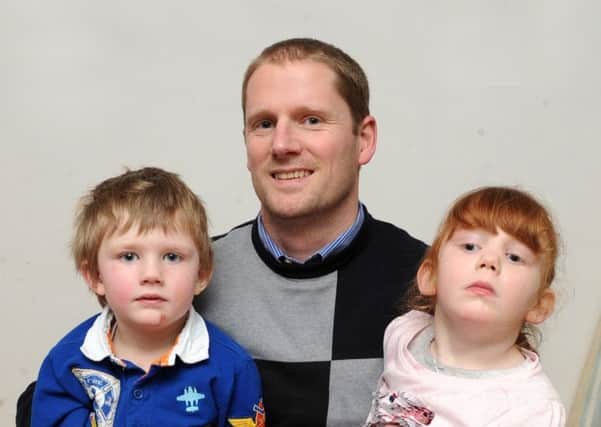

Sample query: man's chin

[261,201,320,223]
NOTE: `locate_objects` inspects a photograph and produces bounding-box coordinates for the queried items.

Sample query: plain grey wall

[2,1,600,424]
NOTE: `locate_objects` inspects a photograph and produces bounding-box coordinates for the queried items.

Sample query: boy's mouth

[136,294,167,302]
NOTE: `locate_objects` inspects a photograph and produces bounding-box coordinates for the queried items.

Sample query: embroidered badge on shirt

[253,399,266,427]
[176,386,206,413]
[228,418,257,427]
[228,398,265,427]
[72,368,120,427]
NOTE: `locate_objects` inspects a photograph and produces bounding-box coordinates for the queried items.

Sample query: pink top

[365,310,565,426]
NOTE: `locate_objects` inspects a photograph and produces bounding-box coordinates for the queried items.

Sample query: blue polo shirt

[32,308,264,427]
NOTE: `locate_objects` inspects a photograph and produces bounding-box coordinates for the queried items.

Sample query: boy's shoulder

[38,314,103,377]
[204,319,255,364]
[47,313,101,354]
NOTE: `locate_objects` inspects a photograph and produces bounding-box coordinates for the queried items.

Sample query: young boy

[31,167,264,427]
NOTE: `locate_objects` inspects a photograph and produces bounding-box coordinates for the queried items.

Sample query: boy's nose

[141,260,162,284]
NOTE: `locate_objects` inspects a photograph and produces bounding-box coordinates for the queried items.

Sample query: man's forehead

[251,59,336,80]
[245,60,339,103]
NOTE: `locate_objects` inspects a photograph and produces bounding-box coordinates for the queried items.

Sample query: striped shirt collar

[257,203,365,264]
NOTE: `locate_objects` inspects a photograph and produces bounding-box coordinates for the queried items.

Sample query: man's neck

[260,202,361,261]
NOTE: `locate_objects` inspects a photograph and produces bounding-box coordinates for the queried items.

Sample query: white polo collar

[80,306,210,366]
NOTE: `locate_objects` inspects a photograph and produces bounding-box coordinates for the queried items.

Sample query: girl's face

[419,227,553,334]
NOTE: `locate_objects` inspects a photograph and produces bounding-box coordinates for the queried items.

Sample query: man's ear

[417,261,436,296]
[525,288,556,324]
[357,115,377,166]
[194,269,213,296]
[80,262,106,297]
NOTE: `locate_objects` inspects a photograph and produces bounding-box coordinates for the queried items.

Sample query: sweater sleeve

[31,353,93,427]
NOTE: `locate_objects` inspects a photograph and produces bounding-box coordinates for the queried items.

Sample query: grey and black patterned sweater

[194,209,427,427]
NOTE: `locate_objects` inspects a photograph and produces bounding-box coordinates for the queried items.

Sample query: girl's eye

[462,243,478,252]
[164,252,181,262]
[120,252,138,262]
[507,253,523,263]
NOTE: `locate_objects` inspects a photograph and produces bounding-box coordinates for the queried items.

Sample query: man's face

[243,60,375,226]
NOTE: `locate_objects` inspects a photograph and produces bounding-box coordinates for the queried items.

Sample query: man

[195,38,426,426]
[17,38,426,426]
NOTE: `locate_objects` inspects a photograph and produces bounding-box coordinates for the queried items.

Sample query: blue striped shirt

[257,203,365,264]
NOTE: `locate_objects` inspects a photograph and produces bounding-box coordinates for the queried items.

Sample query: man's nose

[272,120,301,157]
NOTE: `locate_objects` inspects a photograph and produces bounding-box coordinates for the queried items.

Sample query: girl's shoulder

[384,310,432,347]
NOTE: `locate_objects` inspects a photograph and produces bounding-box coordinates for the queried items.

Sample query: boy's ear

[194,269,213,296]
[417,262,436,296]
[525,288,556,324]
[80,262,106,297]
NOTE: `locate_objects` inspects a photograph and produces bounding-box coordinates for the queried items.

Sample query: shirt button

[133,389,143,399]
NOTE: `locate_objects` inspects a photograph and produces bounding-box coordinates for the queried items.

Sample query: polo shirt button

[133,388,143,399]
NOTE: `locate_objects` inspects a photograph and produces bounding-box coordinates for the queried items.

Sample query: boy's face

[86,225,207,334]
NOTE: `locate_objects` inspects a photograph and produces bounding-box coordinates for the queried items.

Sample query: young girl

[365,186,566,426]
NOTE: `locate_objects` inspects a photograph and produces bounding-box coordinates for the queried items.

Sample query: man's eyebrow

[245,109,272,125]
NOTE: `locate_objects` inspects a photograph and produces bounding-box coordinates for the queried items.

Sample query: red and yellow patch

[228,398,265,427]
[254,399,265,427]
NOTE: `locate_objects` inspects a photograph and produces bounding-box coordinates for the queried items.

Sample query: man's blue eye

[305,117,320,125]
[258,120,273,129]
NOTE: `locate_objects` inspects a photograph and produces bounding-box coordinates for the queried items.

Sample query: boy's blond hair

[72,167,213,306]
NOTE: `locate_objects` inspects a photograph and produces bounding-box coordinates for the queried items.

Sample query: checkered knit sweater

[194,209,427,427]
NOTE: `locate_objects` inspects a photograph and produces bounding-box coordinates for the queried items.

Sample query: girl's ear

[80,262,106,297]
[417,261,436,296]
[525,288,556,324]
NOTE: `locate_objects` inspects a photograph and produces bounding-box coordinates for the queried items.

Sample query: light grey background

[2,1,600,424]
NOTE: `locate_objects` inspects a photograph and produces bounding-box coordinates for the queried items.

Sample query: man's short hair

[72,167,213,306]
[242,37,370,134]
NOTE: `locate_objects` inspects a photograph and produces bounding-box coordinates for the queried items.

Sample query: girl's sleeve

[497,399,566,427]
[31,354,94,427]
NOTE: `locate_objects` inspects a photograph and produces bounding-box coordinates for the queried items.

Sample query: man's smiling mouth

[273,170,312,180]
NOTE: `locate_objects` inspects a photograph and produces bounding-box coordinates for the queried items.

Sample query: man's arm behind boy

[16,382,34,427]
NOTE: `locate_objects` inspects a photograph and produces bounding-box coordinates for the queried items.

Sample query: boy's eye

[164,252,181,262]
[120,252,138,262]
